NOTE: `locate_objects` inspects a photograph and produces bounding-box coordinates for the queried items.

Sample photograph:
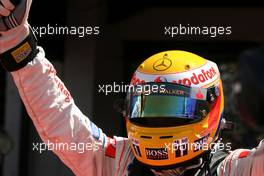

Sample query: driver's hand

[0,0,33,53]
[0,0,37,72]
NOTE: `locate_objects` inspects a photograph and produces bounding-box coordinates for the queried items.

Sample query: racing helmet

[125,50,224,167]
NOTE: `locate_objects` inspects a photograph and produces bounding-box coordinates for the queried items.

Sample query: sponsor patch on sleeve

[11,42,32,63]
[105,137,116,158]
[238,150,250,158]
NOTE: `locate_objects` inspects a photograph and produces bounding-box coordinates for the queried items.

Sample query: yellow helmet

[125,50,224,167]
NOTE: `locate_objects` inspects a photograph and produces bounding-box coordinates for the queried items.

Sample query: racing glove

[0,0,38,72]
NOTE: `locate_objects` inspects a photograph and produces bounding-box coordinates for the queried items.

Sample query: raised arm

[0,1,119,175]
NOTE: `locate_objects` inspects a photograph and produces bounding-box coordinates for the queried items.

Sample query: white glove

[0,0,32,53]
[0,0,37,72]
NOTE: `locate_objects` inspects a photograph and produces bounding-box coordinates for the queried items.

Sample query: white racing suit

[10,47,264,176]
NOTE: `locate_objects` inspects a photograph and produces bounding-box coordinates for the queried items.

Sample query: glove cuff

[0,28,38,72]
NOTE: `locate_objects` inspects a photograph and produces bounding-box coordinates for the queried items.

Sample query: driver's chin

[149,157,203,176]
[150,167,185,176]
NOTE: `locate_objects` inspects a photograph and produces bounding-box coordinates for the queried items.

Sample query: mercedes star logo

[153,58,172,71]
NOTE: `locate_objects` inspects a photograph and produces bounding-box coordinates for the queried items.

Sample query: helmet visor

[126,83,218,127]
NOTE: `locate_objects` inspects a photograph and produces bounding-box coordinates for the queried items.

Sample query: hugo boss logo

[145,148,168,160]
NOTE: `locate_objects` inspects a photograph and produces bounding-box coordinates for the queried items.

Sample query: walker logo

[135,61,219,87]
[145,148,168,160]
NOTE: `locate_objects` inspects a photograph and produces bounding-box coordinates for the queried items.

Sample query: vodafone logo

[172,66,217,86]
[133,61,220,87]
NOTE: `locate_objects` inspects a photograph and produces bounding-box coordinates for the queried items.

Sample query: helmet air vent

[140,136,152,139]
[159,135,173,139]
